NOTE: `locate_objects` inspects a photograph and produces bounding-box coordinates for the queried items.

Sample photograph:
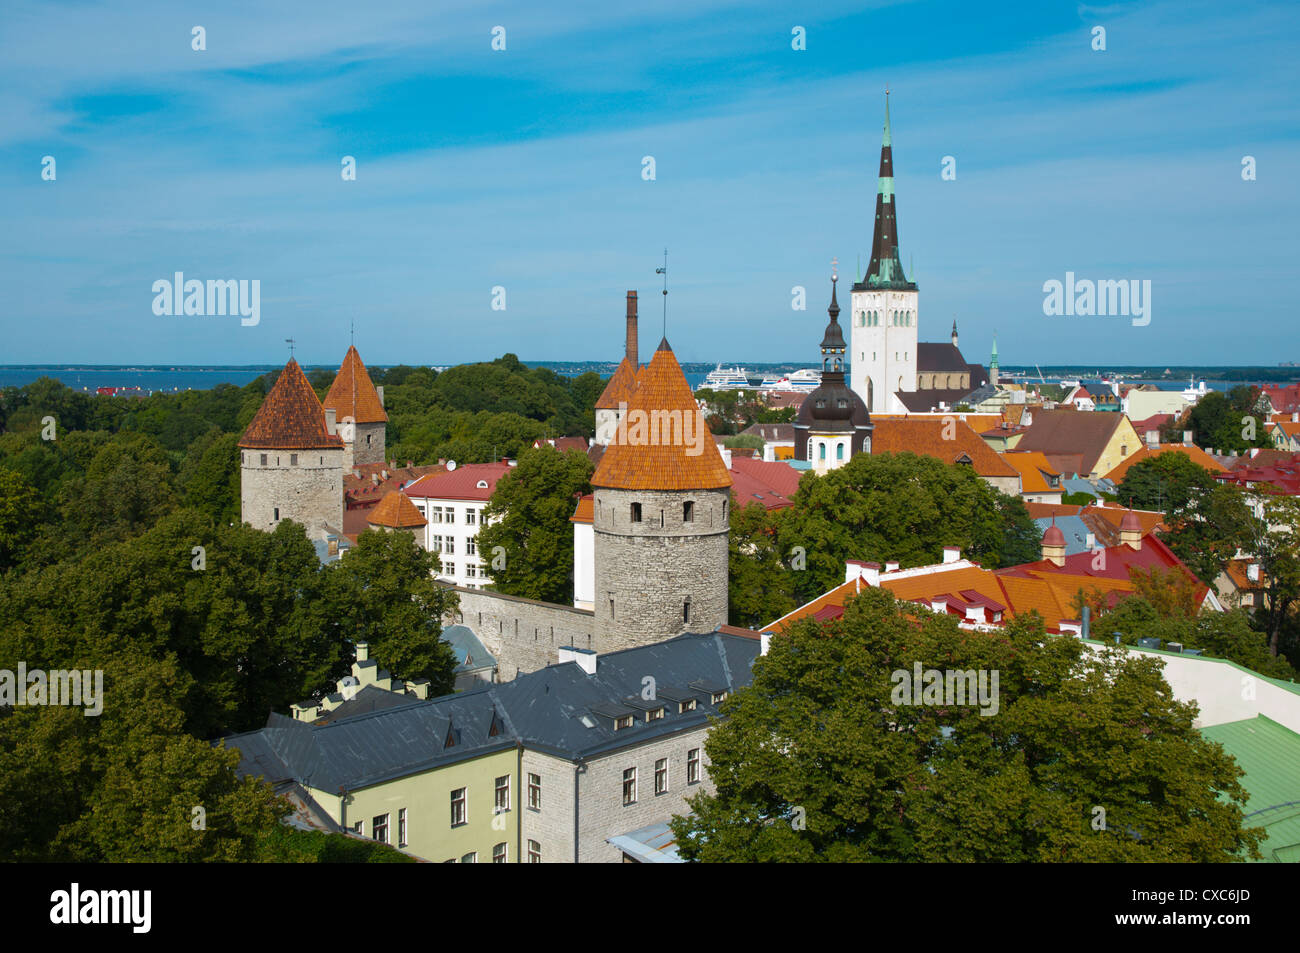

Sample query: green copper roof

[1201,715,1300,862]
[882,93,892,148]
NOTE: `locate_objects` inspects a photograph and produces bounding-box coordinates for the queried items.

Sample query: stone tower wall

[350,420,386,466]
[592,486,729,651]
[240,447,344,539]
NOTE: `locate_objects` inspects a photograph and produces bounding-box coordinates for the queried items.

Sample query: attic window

[615,715,634,730]
[838,399,847,408]
[646,707,665,722]
[711,690,728,704]
[445,724,456,748]
[489,712,503,737]
[477,480,489,489]
[679,699,697,713]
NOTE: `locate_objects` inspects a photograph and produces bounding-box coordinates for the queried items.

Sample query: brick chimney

[626,291,638,367]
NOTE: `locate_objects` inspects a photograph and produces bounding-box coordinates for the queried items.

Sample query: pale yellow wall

[1090,416,1142,478]
[309,747,519,862]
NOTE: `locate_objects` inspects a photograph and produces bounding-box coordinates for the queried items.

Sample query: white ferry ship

[760,368,821,393]
[703,364,751,388]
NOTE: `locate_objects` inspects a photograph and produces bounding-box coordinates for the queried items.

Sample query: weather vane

[285,338,295,358]
[655,248,668,337]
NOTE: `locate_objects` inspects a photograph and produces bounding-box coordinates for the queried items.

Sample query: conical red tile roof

[592,340,731,491]
[595,357,638,410]
[368,490,426,528]
[323,345,388,424]
[239,358,346,450]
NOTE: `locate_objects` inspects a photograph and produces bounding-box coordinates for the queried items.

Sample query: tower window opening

[631,502,642,523]
[683,501,695,523]
[683,598,691,624]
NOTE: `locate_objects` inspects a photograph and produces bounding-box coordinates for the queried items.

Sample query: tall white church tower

[850,93,918,414]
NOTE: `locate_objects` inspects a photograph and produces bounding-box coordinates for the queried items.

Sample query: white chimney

[760,632,772,656]
[845,561,881,587]
[1183,430,1193,445]
[1292,412,1298,423]
[885,560,900,573]
[1085,532,1095,549]
[942,546,961,564]
[1247,563,1260,582]
[376,385,385,407]
[721,447,733,469]
[356,642,370,662]
[1146,430,1159,448]
[324,407,337,435]
[558,646,597,675]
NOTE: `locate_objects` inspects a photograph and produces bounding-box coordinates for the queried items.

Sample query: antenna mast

[655,248,668,338]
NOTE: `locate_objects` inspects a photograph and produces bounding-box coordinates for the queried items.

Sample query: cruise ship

[760,368,821,393]
[703,364,751,388]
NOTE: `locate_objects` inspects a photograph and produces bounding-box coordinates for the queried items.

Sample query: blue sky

[2,0,1297,368]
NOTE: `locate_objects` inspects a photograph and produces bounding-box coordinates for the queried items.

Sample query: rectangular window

[372,813,389,844]
[495,775,511,813]
[647,707,664,722]
[466,510,477,526]
[446,508,456,524]
[683,501,694,523]
[430,506,442,523]
[711,691,728,704]
[528,839,541,863]
[352,820,364,835]
[466,538,477,556]
[493,842,508,863]
[260,454,267,466]
[444,561,455,576]
[290,453,298,466]
[631,502,642,523]
[622,767,637,805]
[446,538,455,555]
[679,699,697,713]
[273,507,280,521]
[688,748,701,784]
[451,788,467,827]
[528,773,541,810]
[431,535,442,553]
[397,808,407,847]
[466,565,477,579]
[654,758,668,795]
[615,714,633,730]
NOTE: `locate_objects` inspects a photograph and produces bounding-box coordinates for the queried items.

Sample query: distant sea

[0,364,1263,397]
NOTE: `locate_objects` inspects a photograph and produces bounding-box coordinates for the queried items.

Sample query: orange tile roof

[1102,444,1226,483]
[323,345,388,424]
[872,418,1018,478]
[570,493,594,524]
[1001,451,1061,494]
[591,341,731,491]
[879,566,1003,604]
[367,490,426,528]
[595,357,638,410]
[239,358,346,450]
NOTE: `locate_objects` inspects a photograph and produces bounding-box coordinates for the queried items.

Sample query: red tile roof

[322,345,388,424]
[570,493,594,524]
[1102,444,1226,483]
[367,491,427,528]
[405,462,513,502]
[533,436,590,453]
[729,457,802,510]
[595,358,638,410]
[239,358,345,450]
[872,418,1018,478]
[592,342,731,491]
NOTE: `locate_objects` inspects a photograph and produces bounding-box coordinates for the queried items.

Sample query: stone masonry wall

[240,447,344,540]
[350,420,386,466]
[592,487,729,652]
[452,588,596,680]
[576,727,714,863]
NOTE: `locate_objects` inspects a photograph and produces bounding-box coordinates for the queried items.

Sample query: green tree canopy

[477,445,594,604]
[672,588,1262,862]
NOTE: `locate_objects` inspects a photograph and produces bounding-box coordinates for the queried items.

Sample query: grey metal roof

[1033,515,1094,556]
[223,632,760,791]
[442,623,497,675]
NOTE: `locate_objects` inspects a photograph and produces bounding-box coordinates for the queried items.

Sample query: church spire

[820,261,846,375]
[854,90,916,293]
